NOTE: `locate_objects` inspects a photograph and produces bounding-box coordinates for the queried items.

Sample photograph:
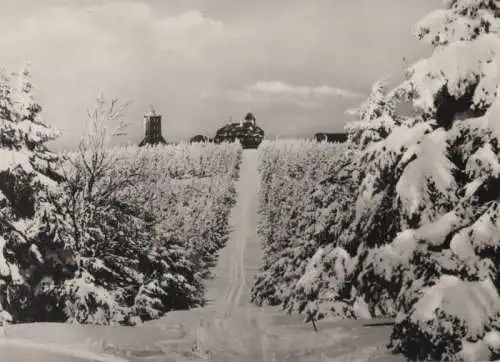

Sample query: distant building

[214,112,264,149]
[139,107,167,147]
[190,134,209,143]
[314,132,348,143]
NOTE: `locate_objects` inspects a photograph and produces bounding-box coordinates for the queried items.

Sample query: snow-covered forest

[251,1,500,361]
[0,68,241,327]
[4,0,500,361]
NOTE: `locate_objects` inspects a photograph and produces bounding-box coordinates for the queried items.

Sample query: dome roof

[216,122,263,137]
[214,122,264,148]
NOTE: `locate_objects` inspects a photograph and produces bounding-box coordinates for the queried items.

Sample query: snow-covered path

[0,150,401,362]
[205,148,262,315]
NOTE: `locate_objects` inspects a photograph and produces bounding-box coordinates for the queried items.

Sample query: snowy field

[0,150,400,362]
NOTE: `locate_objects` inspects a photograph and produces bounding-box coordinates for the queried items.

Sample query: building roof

[314,132,348,143]
[190,134,209,143]
[216,122,264,137]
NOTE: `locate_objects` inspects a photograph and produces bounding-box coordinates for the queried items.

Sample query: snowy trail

[186,149,275,360]
[0,149,401,362]
[219,149,256,318]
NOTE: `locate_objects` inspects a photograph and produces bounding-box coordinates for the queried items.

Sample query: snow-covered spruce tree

[297,3,490,324]
[149,174,235,294]
[114,142,241,308]
[252,144,301,307]
[250,141,343,310]
[0,64,76,324]
[334,1,500,360]
[61,96,201,324]
[287,150,359,319]
[286,79,409,321]
[384,2,500,360]
[346,78,398,148]
[337,82,432,320]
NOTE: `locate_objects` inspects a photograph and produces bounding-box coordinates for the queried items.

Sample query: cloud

[0,2,228,146]
[205,81,363,108]
[247,81,363,98]
[0,3,225,62]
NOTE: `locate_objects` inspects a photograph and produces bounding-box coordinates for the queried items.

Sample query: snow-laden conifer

[0,64,73,324]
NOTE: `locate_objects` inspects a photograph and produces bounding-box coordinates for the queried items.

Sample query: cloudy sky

[1,0,439,149]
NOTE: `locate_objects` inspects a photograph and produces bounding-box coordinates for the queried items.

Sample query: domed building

[314,132,348,143]
[214,112,264,149]
[190,134,209,143]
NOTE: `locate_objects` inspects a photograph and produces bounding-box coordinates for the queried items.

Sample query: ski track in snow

[0,149,400,362]
[221,151,252,319]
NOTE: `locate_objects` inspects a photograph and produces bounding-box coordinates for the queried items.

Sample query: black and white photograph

[1,0,499,361]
